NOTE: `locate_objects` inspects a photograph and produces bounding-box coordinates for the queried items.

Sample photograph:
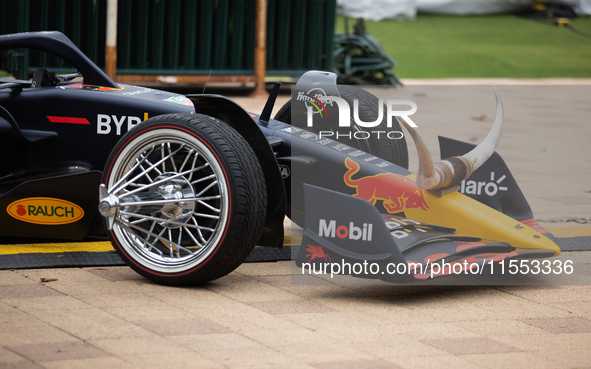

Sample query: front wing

[295,185,558,283]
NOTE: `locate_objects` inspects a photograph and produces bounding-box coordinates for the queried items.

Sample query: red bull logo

[305,244,332,262]
[344,157,429,212]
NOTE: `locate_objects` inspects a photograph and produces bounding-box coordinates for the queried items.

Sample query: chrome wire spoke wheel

[101,128,229,274]
[101,114,266,285]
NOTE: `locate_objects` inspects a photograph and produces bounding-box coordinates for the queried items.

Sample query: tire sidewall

[102,118,241,281]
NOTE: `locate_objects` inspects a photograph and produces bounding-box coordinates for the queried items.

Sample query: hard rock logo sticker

[7,198,84,225]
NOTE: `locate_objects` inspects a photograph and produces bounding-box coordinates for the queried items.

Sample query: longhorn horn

[398,86,504,191]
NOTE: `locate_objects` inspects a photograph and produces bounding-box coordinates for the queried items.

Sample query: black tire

[274,84,409,168]
[100,113,266,286]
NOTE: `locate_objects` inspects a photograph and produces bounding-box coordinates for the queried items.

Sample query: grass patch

[336,14,591,78]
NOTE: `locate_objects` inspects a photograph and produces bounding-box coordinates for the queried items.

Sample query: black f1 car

[0,32,560,285]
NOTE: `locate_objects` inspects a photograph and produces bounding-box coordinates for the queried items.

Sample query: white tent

[337,0,417,21]
[417,0,591,15]
[336,0,591,21]
[416,0,532,15]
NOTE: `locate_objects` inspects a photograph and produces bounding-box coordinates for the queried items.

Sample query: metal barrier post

[250,0,268,98]
[106,0,118,80]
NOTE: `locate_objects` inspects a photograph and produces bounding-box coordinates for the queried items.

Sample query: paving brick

[0,272,37,286]
[198,346,294,367]
[1,296,90,312]
[491,332,591,352]
[0,361,45,369]
[0,286,63,300]
[14,269,106,284]
[85,267,145,282]
[87,336,191,356]
[421,337,521,355]
[74,292,166,308]
[6,342,109,362]
[121,351,224,369]
[521,317,591,334]
[106,304,196,323]
[247,300,335,315]
[239,328,328,348]
[137,318,230,336]
[38,356,137,369]
[310,359,403,369]
[0,326,77,346]
[354,340,451,358]
[0,312,47,329]
[42,281,140,297]
[234,261,292,276]
[253,275,335,288]
[383,322,480,340]
[463,352,568,369]
[0,347,26,364]
[203,276,301,302]
[391,355,488,369]
[531,349,591,368]
[170,332,262,351]
[276,343,375,364]
[453,320,545,337]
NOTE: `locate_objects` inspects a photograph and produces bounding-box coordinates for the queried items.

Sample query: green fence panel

[291,1,307,71]
[266,0,276,68]
[266,0,335,75]
[137,1,149,69]
[184,0,197,69]
[229,0,245,70]
[244,0,256,70]
[118,0,131,70]
[71,1,82,48]
[322,0,336,71]
[151,0,165,70]
[168,0,181,69]
[214,0,229,70]
[1,0,335,78]
[275,0,291,71]
[198,0,214,70]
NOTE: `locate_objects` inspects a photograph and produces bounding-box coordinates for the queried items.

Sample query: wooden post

[249,0,268,98]
[105,0,118,80]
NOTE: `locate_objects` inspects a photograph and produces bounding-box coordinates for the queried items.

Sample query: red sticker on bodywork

[47,116,90,125]
[305,244,332,262]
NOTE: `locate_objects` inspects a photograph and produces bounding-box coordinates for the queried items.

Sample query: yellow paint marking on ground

[547,226,591,238]
[0,242,114,255]
[0,227,589,256]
